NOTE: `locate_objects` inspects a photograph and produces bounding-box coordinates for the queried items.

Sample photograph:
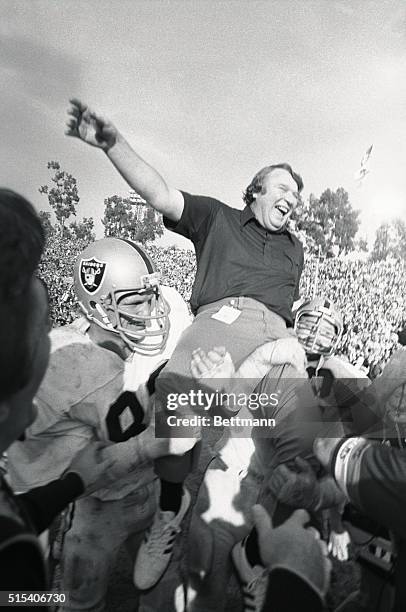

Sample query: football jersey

[246,357,369,484]
[124,285,192,408]
[8,286,191,501]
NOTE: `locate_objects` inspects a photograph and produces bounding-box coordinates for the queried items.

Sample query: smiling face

[250,168,300,231]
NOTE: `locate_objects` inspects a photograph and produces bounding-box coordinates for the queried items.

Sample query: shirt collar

[240,205,295,241]
[240,205,255,226]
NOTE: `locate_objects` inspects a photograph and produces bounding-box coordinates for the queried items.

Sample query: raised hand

[65,98,118,151]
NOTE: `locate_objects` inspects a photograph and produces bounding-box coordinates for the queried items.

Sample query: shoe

[133,488,191,590]
[232,538,269,612]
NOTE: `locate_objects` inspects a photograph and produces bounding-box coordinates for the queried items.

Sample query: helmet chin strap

[306,353,325,375]
[95,302,115,329]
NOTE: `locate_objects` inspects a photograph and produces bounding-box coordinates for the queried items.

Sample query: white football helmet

[295,297,343,356]
[74,238,170,354]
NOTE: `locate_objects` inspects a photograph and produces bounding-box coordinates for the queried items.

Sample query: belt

[197,296,277,316]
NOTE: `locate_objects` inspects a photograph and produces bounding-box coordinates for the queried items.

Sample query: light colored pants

[154,297,293,482]
[184,433,262,612]
[60,481,157,612]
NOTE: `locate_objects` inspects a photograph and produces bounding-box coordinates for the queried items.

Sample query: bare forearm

[106,134,182,220]
[93,433,153,486]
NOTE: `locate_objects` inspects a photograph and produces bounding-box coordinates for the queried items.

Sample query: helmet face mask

[74,239,170,355]
[111,283,171,352]
[295,298,343,357]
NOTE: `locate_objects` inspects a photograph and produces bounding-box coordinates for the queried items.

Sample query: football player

[314,349,406,612]
[7,237,193,612]
[65,99,304,594]
[187,297,367,612]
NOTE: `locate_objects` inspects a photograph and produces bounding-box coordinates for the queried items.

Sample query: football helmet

[74,238,170,354]
[295,297,343,356]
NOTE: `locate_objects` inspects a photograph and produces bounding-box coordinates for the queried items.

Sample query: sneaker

[231,539,269,612]
[133,488,191,590]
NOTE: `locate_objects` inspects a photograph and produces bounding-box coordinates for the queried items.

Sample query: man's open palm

[65,98,117,151]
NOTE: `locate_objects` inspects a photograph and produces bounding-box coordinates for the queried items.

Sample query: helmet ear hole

[89,301,97,309]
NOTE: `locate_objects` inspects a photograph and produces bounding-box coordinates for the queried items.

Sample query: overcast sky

[1,0,405,249]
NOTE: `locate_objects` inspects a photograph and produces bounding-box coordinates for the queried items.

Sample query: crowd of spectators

[38,232,84,325]
[39,237,406,377]
[301,257,406,376]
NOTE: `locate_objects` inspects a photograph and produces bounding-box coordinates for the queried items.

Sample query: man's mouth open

[275,203,290,216]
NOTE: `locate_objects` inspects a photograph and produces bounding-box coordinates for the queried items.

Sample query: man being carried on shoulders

[65,99,305,590]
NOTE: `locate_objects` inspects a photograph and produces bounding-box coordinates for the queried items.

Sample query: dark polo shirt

[164,192,304,326]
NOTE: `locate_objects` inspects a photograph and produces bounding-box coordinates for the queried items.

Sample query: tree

[371,224,390,261]
[356,237,368,252]
[102,193,164,243]
[391,218,406,260]
[38,210,54,237]
[69,217,95,243]
[102,195,135,238]
[371,219,406,261]
[295,188,360,256]
[39,161,80,233]
[135,205,164,243]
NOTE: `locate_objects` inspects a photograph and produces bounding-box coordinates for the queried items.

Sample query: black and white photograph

[1,1,406,611]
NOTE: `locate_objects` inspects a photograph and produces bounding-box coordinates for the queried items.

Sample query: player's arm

[66,421,196,496]
[17,473,84,534]
[268,457,346,512]
[190,339,307,413]
[69,376,196,494]
[15,433,145,533]
[338,349,406,436]
[314,436,406,540]
[65,98,184,222]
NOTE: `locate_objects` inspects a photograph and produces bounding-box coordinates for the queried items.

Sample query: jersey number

[106,391,146,442]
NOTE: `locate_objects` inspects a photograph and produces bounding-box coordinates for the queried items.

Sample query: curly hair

[243,163,303,206]
[0,189,45,401]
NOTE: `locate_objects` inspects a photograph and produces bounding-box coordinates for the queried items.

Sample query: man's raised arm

[65,98,184,222]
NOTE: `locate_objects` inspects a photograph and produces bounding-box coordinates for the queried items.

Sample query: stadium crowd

[2,97,405,612]
[300,257,406,375]
[4,194,406,612]
[41,238,406,378]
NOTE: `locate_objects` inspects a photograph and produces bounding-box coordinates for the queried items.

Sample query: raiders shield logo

[80,257,106,294]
